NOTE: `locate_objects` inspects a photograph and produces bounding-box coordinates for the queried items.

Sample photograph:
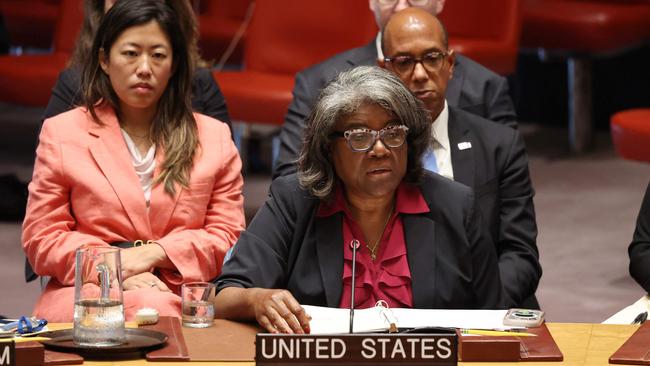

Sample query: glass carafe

[73,245,125,346]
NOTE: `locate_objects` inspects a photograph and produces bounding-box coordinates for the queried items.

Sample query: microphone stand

[349,239,360,334]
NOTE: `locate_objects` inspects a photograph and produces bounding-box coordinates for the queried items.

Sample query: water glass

[73,245,125,346]
[181,282,215,328]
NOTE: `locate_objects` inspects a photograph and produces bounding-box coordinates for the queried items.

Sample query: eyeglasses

[384,51,449,75]
[330,125,409,152]
[377,0,431,7]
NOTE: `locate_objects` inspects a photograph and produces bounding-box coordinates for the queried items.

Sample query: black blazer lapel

[315,213,344,307]
[403,214,437,308]
[448,108,475,188]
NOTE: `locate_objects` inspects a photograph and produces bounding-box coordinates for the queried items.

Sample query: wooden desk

[49,323,639,365]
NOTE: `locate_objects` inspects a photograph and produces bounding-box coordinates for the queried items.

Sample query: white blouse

[121,129,156,207]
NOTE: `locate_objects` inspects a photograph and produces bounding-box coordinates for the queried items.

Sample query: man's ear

[436,0,446,14]
[446,49,455,79]
[99,48,109,74]
[368,0,376,12]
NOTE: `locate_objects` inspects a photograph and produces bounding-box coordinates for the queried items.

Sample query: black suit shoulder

[43,67,82,120]
[629,182,650,292]
[452,54,517,129]
[192,67,231,125]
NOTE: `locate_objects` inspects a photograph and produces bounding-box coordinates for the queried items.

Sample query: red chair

[611,109,650,163]
[197,0,253,65]
[439,0,522,76]
[522,0,650,152]
[0,0,82,106]
[0,0,59,49]
[213,0,376,126]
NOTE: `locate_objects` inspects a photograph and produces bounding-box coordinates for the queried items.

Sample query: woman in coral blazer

[22,0,245,322]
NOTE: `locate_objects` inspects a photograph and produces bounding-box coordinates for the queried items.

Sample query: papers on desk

[302,305,511,334]
[602,295,650,324]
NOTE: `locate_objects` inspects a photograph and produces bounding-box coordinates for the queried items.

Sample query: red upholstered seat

[522,0,650,53]
[0,53,70,107]
[214,71,294,125]
[0,0,59,49]
[520,0,650,152]
[213,0,376,125]
[439,0,522,75]
[197,0,253,65]
[611,109,650,163]
[0,0,82,106]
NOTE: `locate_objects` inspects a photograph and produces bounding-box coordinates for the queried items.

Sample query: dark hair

[70,0,207,68]
[80,0,198,195]
[298,66,432,200]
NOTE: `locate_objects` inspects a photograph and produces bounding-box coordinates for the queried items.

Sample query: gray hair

[298,66,432,200]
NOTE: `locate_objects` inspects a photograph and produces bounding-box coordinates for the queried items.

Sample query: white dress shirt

[431,101,454,180]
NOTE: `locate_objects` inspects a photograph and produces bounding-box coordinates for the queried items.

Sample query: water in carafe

[73,247,126,347]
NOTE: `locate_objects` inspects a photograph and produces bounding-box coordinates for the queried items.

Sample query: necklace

[366,208,393,261]
[121,127,150,140]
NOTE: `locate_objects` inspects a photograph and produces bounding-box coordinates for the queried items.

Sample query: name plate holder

[255,332,458,365]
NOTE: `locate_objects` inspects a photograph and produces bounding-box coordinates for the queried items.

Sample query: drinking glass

[73,245,125,346]
[181,282,215,328]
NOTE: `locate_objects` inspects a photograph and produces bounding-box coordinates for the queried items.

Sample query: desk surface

[49,322,638,365]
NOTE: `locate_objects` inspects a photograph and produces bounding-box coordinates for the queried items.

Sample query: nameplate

[0,342,15,366]
[255,333,457,365]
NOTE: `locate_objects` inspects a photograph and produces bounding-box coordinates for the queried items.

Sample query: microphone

[349,239,360,334]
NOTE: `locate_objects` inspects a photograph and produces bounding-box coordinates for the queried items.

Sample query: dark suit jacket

[629,182,650,292]
[216,173,505,309]
[273,40,517,178]
[448,107,540,308]
[42,67,231,125]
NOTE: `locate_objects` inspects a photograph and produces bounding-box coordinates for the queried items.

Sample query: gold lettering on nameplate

[256,333,457,365]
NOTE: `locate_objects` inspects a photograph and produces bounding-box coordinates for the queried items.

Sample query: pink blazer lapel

[87,109,153,238]
[148,151,182,236]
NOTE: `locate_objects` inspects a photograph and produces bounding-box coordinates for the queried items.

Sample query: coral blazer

[22,106,245,321]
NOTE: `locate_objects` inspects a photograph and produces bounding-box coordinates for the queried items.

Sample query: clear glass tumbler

[181,282,215,328]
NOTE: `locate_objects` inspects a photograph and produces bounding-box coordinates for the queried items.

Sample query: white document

[302,305,510,334]
[602,295,649,324]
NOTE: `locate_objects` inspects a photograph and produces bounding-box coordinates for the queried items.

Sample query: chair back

[52,0,84,53]
[439,0,522,48]
[243,0,377,75]
[200,0,253,20]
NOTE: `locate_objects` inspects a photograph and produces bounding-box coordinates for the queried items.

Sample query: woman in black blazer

[215,66,505,334]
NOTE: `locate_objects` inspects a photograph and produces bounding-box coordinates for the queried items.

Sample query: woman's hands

[215,287,312,334]
[252,289,312,334]
[120,243,172,279]
[123,272,171,292]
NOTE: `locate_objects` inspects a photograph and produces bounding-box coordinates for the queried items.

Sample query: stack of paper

[302,305,511,334]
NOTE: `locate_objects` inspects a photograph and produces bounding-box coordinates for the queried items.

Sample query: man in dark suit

[273,0,516,178]
[381,8,540,308]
